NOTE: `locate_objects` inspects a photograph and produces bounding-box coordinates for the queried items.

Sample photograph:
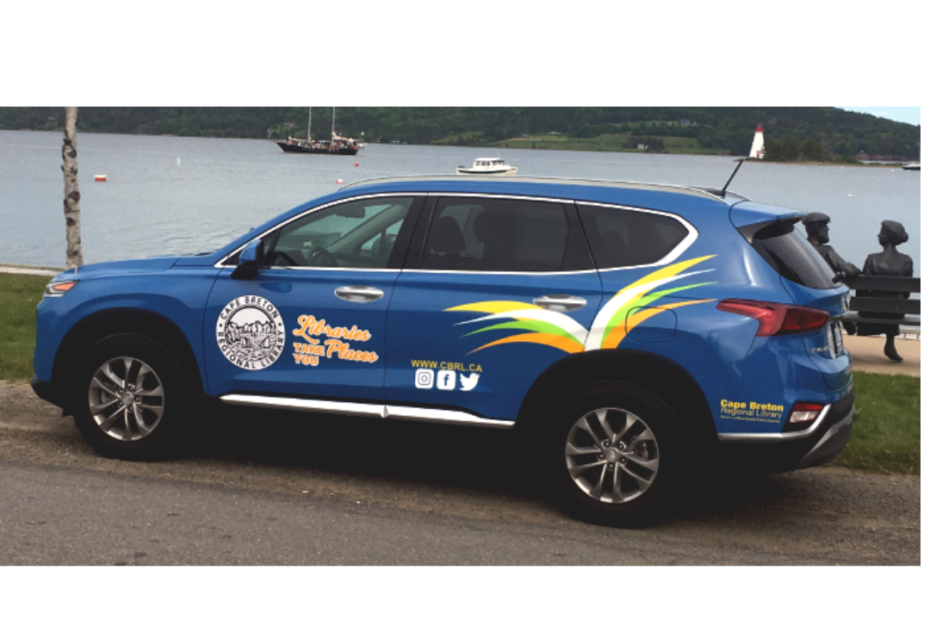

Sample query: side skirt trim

[219,394,515,429]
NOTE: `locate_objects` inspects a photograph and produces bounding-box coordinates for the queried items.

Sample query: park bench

[842,275,921,327]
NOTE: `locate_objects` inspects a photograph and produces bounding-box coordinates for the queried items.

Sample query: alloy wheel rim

[87,357,165,441]
[564,408,659,503]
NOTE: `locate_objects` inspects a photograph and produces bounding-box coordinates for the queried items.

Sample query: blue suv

[32,176,856,524]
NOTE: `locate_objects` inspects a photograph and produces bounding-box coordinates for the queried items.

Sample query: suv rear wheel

[70,333,188,460]
[547,381,685,526]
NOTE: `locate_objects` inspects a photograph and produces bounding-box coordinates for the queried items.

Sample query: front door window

[270,197,414,269]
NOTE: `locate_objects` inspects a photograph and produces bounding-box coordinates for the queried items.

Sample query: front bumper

[716,389,856,474]
[31,377,66,409]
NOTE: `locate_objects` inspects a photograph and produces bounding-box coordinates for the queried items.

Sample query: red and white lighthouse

[748,123,765,159]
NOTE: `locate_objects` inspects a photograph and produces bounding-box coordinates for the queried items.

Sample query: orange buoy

[354,162,359,167]
[94,175,106,182]
[336,178,343,184]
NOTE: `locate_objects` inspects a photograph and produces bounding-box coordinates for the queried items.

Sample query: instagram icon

[415,369,435,389]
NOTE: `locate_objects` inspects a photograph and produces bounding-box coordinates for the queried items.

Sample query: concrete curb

[0,263,63,277]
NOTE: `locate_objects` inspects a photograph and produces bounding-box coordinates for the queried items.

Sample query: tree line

[0,107,919,159]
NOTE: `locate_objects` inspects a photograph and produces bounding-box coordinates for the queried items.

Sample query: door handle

[334,285,384,303]
[533,294,587,312]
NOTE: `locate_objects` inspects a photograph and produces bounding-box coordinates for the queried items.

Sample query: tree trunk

[62,107,83,269]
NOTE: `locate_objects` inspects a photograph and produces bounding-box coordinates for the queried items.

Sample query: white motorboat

[456,157,518,175]
[902,162,920,171]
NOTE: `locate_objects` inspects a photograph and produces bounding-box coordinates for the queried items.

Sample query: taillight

[783,402,825,433]
[717,299,829,337]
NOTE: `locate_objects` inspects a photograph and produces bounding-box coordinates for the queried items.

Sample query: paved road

[1,460,839,565]
[0,381,920,565]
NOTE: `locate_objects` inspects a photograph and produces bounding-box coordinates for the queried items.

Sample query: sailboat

[276,107,360,156]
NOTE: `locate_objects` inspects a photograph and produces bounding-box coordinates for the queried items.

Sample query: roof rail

[338,174,746,203]
[696,187,750,202]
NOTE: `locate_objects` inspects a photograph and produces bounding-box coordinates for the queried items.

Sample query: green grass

[495,133,727,155]
[621,120,682,129]
[834,372,920,475]
[657,135,726,155]
[0,273,51,380]
[498,133,633,152]
[431,129,731,155]
[430,131,487,145]
[0,275,920,475]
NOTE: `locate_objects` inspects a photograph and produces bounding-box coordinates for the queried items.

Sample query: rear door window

[577,204,690,269]
[421,197,592,272]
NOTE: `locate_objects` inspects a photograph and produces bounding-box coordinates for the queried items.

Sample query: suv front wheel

[70,333,188,460]
[547,381,685,526]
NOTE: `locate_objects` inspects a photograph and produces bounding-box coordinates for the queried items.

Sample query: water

[0,130,920,275]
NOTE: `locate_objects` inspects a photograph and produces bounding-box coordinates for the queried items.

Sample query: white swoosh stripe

[585,269,714,350]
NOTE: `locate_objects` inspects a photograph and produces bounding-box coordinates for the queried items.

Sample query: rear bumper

[716,389,856,474]
[797,403,855,469]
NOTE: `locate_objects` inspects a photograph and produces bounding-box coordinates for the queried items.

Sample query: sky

[841,107,920,125]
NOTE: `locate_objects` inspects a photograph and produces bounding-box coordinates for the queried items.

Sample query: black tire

[69,333,191,460]
[544,381,686,527]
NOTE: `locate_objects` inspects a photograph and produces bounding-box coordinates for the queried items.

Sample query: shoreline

[743,159,909,168]
[1,129,915,167]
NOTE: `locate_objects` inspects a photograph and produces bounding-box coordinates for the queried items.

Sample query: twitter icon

[459,373,480,392]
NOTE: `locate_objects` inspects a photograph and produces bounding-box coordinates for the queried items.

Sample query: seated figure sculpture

[802,212,861,278]
[802,212,860,335]
[855,220,913,362]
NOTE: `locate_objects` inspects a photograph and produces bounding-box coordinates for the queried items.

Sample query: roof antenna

[720,158,745,195]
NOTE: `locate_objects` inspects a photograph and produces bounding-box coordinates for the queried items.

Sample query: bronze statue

[802,212,860,335]
[802,213,861,278]
[855,220,913,362]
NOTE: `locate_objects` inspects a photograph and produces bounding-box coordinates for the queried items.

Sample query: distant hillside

[0,107,919,161]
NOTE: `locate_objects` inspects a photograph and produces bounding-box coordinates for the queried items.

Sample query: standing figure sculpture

[855,220,913,362]
[802,212,860,335]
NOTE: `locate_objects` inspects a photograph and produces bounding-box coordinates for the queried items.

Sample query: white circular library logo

[216,296,286,370]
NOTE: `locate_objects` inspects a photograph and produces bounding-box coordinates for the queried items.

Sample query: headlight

[44,280,79,298]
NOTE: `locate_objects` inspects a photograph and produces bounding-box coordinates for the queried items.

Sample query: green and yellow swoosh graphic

[446,300,588,354]
[446,255,717,354]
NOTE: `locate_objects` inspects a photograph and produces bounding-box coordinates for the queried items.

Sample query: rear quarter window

[745,220,838,290]
[578,204,690,269]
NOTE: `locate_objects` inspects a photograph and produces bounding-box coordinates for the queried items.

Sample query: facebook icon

[437,370,456,391]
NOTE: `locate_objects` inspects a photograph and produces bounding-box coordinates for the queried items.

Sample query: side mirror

[231,238,263,280]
